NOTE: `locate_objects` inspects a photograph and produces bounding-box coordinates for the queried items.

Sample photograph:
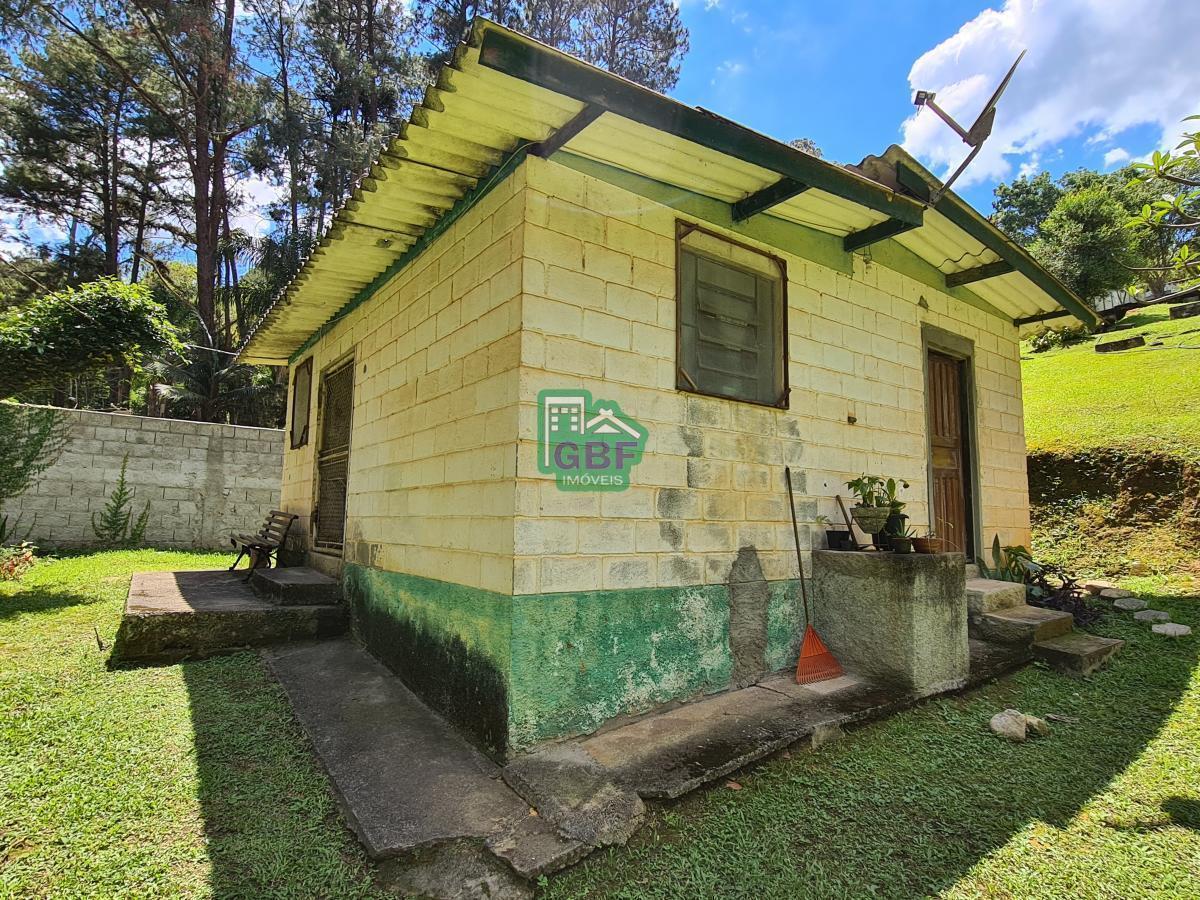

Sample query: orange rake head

[795,624,843,685]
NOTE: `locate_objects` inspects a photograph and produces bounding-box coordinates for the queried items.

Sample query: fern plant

[92,455,150,547]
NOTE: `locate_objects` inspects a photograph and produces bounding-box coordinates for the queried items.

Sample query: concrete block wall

[513,154,1030,594]
[6,406,283,549]
[281,162,527,594]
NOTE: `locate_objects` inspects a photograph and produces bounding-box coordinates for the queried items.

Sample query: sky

[5,0,1197,254]
[672,0,1200,210]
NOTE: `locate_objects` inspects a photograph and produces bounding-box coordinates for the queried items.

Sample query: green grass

[3,552,1200,897]
[1022,304,1200,457]
[0,551,382,900]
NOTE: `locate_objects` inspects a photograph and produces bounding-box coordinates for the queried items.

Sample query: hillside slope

[1023,304,1200,459]
[1021,303,1200,584]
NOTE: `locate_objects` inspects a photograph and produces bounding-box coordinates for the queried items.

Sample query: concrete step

[114,570,347,664]
[251,566,341,606]
[969,604,1074,646]
[1033,632,1125,677]
[965,563,981,579]
[966,577,1027,614]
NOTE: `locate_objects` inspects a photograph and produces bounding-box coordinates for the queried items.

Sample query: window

[290,357,313,449]
[676,224,787,407]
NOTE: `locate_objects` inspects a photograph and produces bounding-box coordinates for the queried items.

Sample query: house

[238,19,1099,759]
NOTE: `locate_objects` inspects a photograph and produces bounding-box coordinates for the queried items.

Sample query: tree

[44,1,262,349]
[0,279,179,399]
[789,138,822,158]
[576,0,687,91]
[1126,117,1200,290]
[990,171,1063,247]
[414,1,688,91]
[1030,187,1136,303]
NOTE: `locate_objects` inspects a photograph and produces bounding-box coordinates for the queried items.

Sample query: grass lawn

[1021,304,1200,458]
[3,552,1200,898]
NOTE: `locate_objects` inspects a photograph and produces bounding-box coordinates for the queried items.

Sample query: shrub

[0,542,35,580]
[92,455,150,547]
[1026,323,1091,353]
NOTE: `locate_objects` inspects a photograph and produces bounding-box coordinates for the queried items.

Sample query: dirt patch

[1028,448,1200,581]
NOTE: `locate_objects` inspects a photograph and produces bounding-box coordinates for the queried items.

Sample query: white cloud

[901,0,1200,187]
[229,172,281,238]
[1103,147,1131,167]
[711,59,746,86]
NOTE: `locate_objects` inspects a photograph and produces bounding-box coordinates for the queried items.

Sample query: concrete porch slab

[112,571,347,664]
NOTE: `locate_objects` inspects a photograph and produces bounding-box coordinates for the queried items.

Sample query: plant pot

[891,537,914,554]
[825,529,852,550]
[850,505,891,536]
[912,536,941,554]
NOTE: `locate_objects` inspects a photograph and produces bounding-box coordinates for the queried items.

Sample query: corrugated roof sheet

[239,18,1095,365]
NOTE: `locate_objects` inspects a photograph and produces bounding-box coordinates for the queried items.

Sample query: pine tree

[92,455,150,546]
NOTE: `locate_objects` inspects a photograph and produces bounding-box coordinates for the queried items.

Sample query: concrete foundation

[811,551,968,697]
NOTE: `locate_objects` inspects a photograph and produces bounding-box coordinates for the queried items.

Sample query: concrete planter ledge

[811,551,969,698]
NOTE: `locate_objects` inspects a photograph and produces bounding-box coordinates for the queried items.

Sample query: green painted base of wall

[342,563,806,758]
[343,564,512,758]
[509,579,804,750]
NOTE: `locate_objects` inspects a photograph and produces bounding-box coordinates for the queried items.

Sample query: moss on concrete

[343,564,513,758]
[342,564,807,756]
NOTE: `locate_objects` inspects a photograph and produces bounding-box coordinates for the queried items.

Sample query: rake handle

[784,466,811,622]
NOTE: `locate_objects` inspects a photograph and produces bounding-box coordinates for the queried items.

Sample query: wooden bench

[229,510,298,578]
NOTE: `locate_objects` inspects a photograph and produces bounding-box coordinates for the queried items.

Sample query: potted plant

[845,474,901,540]
[815,514,853,551]
[912,529,942,554]
[891,528,915,554]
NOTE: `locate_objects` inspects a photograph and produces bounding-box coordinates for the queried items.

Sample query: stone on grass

[990,709,1028,742]
[1023,715,1052,737]
[1100,588,1134,600]
[1082,580,1117,595]
[1113,598,1148,612]
[1134,610,1171,623]
[1152,623,1192,638]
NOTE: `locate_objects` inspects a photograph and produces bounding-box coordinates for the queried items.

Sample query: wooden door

[314,360,354,551]
[928,351,973,556]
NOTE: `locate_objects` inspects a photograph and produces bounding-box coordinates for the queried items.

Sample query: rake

[785,466,844,685]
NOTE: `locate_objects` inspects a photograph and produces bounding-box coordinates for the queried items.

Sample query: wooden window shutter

[678,244,785,406]
[290,357,313,449]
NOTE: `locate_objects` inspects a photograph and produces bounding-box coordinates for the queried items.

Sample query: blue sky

[669,0,1198,211]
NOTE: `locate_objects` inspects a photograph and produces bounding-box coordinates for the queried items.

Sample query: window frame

[289,356,313,449]
[674,220,790,409]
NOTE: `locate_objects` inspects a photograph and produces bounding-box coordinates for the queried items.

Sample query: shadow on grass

[0,588,98,621]
[180,652,378,899]
[1163,797,1200,831]
[546,595,1200,899]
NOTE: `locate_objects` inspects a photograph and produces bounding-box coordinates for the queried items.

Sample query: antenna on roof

[912,50,1026,204]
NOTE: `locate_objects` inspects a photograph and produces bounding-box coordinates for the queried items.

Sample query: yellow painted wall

[513,155,1030,594]
[280,153,1032,598]
[280,164,527,594]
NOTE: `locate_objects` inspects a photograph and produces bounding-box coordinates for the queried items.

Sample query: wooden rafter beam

[843,217,918,252]
[532,104,604,158]
[944,260,1015,288]
[731,177,810,222]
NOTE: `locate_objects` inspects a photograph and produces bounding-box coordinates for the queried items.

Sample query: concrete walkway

[264,640,530,855]
[265,636,1029,896]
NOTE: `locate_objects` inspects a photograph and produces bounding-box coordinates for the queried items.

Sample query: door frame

[921,324,981,561]
[311,351,356,558]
